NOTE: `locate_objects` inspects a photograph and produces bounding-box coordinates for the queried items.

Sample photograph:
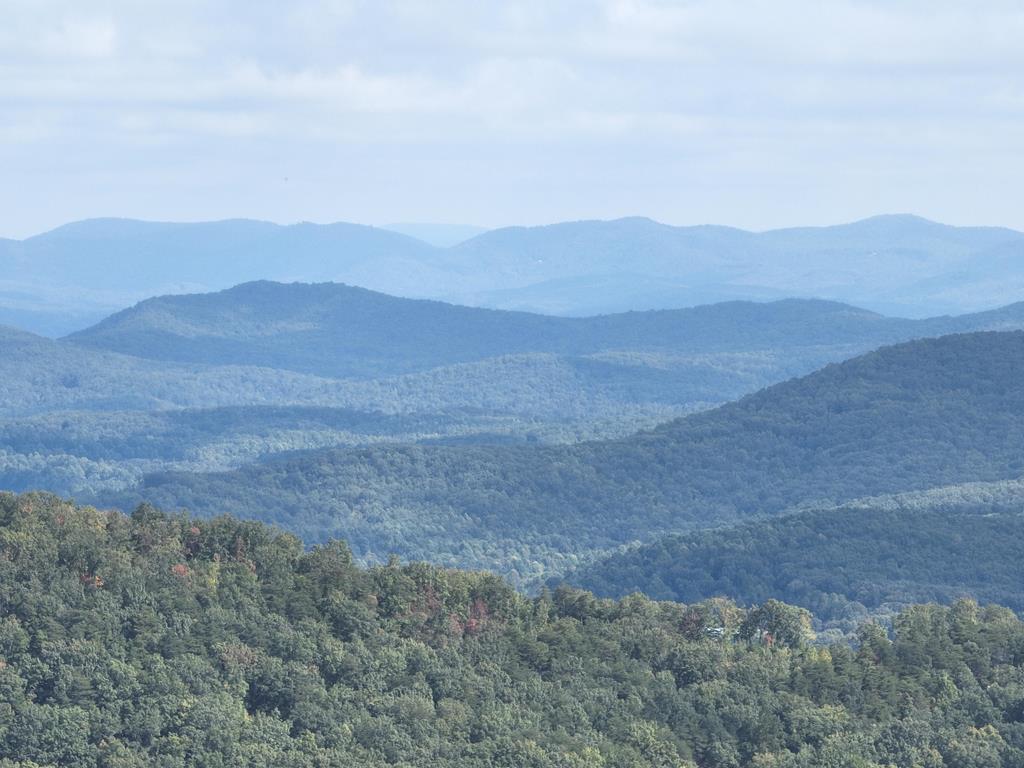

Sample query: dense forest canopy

[566,478,1024,639]
[103,331,1024,583]
[4,279,1024,766]
[4,492,1024,767]
[8,285,1024,504]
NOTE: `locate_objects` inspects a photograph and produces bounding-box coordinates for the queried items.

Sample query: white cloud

[1,0,1023,235]
[36,17,118,58]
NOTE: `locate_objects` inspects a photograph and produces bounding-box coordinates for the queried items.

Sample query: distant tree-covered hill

[63,280,1024,378]
[5,492,1024,767]
[101,331,1024,583]
[0,218,438,335]
[62,283,900,378]
[0,324,351,416]
[0,320,711,424]
[565,478,1024,635]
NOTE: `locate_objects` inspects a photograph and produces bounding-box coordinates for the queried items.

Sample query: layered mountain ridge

[5,214,1024,335]
[98,331,1024,584]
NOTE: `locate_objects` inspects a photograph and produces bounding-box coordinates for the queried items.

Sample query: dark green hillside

[0,324,355,417]
[0,406,535,498]
[64,283,908,380]
[12,291,1024,512]
[106,332,1024,582]
[0,321,710,427]
[567,479,1024,629]
[0,406,487,461]
[5,492,1024,767]
[9,293,922,422]
[63,278,1024,380]
[22,296,965,501]
[67,281,571,378]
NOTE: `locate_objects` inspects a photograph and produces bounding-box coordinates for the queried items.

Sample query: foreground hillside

[567,479,1024,636]
[105,332,1024,581]
[4,492,1024,768]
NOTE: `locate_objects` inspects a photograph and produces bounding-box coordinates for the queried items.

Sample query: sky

[3,0,1024,238]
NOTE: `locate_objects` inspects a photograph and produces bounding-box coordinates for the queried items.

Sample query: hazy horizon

[4,1,1024,238]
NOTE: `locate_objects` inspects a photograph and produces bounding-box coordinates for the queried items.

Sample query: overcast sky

[3,0,1023,238]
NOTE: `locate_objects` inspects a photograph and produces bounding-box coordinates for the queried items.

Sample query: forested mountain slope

[66,281,572,377]
[5,492,1024,768]
[63,284,896,378]
[63,280,1024,378]
[0,319,723,425]
[5,301,902,501]
[104,331,1024,582]
[0,324,352,416]
[567,478,1024,633]
[10,290,1024,506]
[0,406,552,501]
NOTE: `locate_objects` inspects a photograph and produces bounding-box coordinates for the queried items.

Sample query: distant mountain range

[98,331,1024,584]
[3,214,1023,335]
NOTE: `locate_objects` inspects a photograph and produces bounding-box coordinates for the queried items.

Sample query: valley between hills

[5,220,1024,766]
